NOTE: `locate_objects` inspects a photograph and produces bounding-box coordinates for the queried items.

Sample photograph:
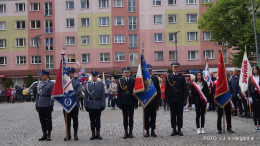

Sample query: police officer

[144,64,161,137]
[165,62,186,136]
[117,67,138,139]
[84,71,105,140]
[35,70,54,141]
[63,67,81,141]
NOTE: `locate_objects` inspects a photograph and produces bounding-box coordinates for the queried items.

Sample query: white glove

[239,96,242,100]
[206,103,209,109]
[237,94,240,97]
[248,97,253,104]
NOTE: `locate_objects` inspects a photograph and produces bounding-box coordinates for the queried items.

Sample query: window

[168,0,176,5]
[154,33,163,42]
[45,20,53,33]
[15,3,25,12]
[100,53,110,62]
[82,54,90,63]
[128,16,137,30]
[0,4,6,13]
[155,51,163,60]
[66,1,74,9]
[81,18,89,26]
[31,56,41,64]
[45,37,53,51]
[99,35,110,44]
[115,52,125,61]
[0,39,6,48]
[81,36,90,45]
[129,52,138,66]
[218,50,228,63]
[44,2,52,16]
[66,19,74,27]
[187,32,198,41]
[218,41,227,46]
[129,34,137,48]
[30,38,41,47]
[168,15,177,23]
[202,0,212,4]
[187,14,197,23]
[203,50,214,59]
[16,21,25,29]
[0,21,6,30]
[30,20,40,29]
[114,35,125,43]
[16,56,26,65]
[169,51,178,60]
[186,0,196,4]
[81,0,89,9]
[16,38,25,47]
[203,32,211,41]
[30,3,40,11]
[169,33,177,42]
[153,0,161,6]
[0,57,6,65]
[99,0,109,8]
[188,51,199,60]
[66,37,75,45]
[45,55,53,69]
[99,17,109,26]
[128,0,136,12]
[114,0,124,7]
[154,15,162,24]
[67,54,75,63]
[114,17,124,26]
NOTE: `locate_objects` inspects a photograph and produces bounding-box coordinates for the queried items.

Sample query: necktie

[94,83,96,87]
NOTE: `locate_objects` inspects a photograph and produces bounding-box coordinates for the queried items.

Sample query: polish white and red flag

[204,55,212,92]
[134,59,144,92]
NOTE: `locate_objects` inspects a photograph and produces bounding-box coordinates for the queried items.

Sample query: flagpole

[223,108,225,133]
[143,107,145,135]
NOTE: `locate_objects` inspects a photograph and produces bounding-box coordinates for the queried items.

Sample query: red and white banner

[134,60,144,92]
[204,55,212,91]
[250,76,260,95]
[192,82,207,105]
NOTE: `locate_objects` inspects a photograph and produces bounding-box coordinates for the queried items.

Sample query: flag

[51,52,77,113]
[204,54,212,93]
[239,51,252,101]
[133,54,157,108]
[214,49,232,108]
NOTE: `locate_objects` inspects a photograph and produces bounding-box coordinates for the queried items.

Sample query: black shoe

[171,128,177,136]
[144,130,149,137]
[129,128,133,138]
[123,129,128,139]
[151,129,157,137]
[38,131,47,141]
[178,128,183,136]
[108,105,111,107]
[64,128,71,141]
[227,129,234,133]
[208,109,212,111]
[242,114,247,118]
[47,131,51,141]
[90,130,95,140]
[96,130,102,140]
[74,128,79,141]
[217,130,222,134]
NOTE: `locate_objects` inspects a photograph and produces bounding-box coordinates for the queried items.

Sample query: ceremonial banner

[133,54,157,109]
[204,55,212,93]
[51,53,77,113]
[214,49,232,108]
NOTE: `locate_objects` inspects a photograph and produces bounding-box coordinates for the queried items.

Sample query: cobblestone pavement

[0,101,259,146]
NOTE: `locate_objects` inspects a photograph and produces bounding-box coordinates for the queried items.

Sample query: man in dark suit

[63,67,81,141]
[209,71,216,111]
[117,67,138,139]
[143,64,161,137]
[230,69,242,116]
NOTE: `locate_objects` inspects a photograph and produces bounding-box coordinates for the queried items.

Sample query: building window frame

[168,0,177,5]
[0,39,6,48]
[155,51,163,60]
[169,33,177,42]
[203,32,211,41]
[30,2,40,11]
[44,20,53,34]
[82,54,90,63]
[16,56,26,65]
[203,50,214,59]
[153,0,162,6]
[129,52,138,66]
[100,53,110,62]
[114,34,125,43]
[15,3,25,12]
[81,18,89,27]
[128,0,136,12]
[66,37,75,45]
[115,52,125,62]
[168,14,177,23]
[186,0,197,4]
[45,55,53,69]
[187,14,197,23]
[0,21,6,30]
[67,54,76,63]
[30,20,40,29]
[0,56,7,65]
[45,37,53,51]
[154,15,162,24]
[66,1,74,9]
[99,0,109,8]
[188,51,199,60]
[99,35,110,44]
[30,38,41,47]
[114,16,124,26]
[202,0,212,4]
[16,38,25,47]
[114,0,124,7]
[81,36,90,45]
[169,51,178,60]
[81,0,89,9]
[44,2,52,16]
[0,4,6,13]
[128,16,137,30]
[187,32,198,41]
[129,34,137,48]
[154,33,163,42]
[99,17,109,26]
[15,21,25,29]
[31,56,41,64]
[66,18,75,27]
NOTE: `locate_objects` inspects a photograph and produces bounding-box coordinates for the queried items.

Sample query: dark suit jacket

[248,76,260,97]
[230,76,241,97]
[150,75,161,104]
[117,77,137,105]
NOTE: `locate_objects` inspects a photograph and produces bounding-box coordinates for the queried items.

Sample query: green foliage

[130,71,134,77]
[167,69,173,73]
[198,0,260,67]
[25,74,34,88]
[4,77,14,89]
[111,71,116,76]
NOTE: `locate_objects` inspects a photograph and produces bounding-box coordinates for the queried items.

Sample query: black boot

[96,130,102,140]
[90,130,95,140]
[123,128,128,139]
[178,128,183,136]
[47,131,51,141]
[38,131,47,141]
[74,128,79,140]
[64,128,71,141]
[129,127,133,138]
[151,129,157,137]
[144,130,149,137]
[171,128,177,136]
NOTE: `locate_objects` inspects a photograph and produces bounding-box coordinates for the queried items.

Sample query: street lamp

[251,0,259,66]
[33,34,42,85]
[173,31,180,62]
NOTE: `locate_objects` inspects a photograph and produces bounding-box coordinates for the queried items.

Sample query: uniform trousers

[242,97,248,116]
[232,97,242,114]
[217,104,232,130]
[252,92,260,126]
[63,107,79,129]
[170,102,183,129]
[38,107,52,132]
[195,100,206,128]
[144,102,157,130]
[121,104,135,129]
[88,109,101,130]
[209,95,216,110]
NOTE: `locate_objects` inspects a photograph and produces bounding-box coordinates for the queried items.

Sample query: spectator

[106,78,110,97]
[6,86,12,103]
[22,87,28,102]
[160,76,168,111]
[109,79,118,110]
[0,83,3,90]
[0,89,3,103]
[14,84,19,102]
[0,87,6,103]
[17,86,23,103]
[11,88,16,103]
[33,85,37,102]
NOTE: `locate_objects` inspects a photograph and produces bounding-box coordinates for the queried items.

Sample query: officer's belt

[172,89,183,92]
[89,98,101,100]
[40,94,50,97]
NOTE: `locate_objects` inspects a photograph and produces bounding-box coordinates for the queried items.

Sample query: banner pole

[249,103,252,115]
[143,107,145,135]
[65,111,68,140]
[223,108,225,133]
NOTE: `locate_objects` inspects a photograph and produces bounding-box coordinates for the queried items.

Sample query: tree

[198,0,260,67]
[26,74,34,88]
[167,69,173,73]
[4,77,14,89]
